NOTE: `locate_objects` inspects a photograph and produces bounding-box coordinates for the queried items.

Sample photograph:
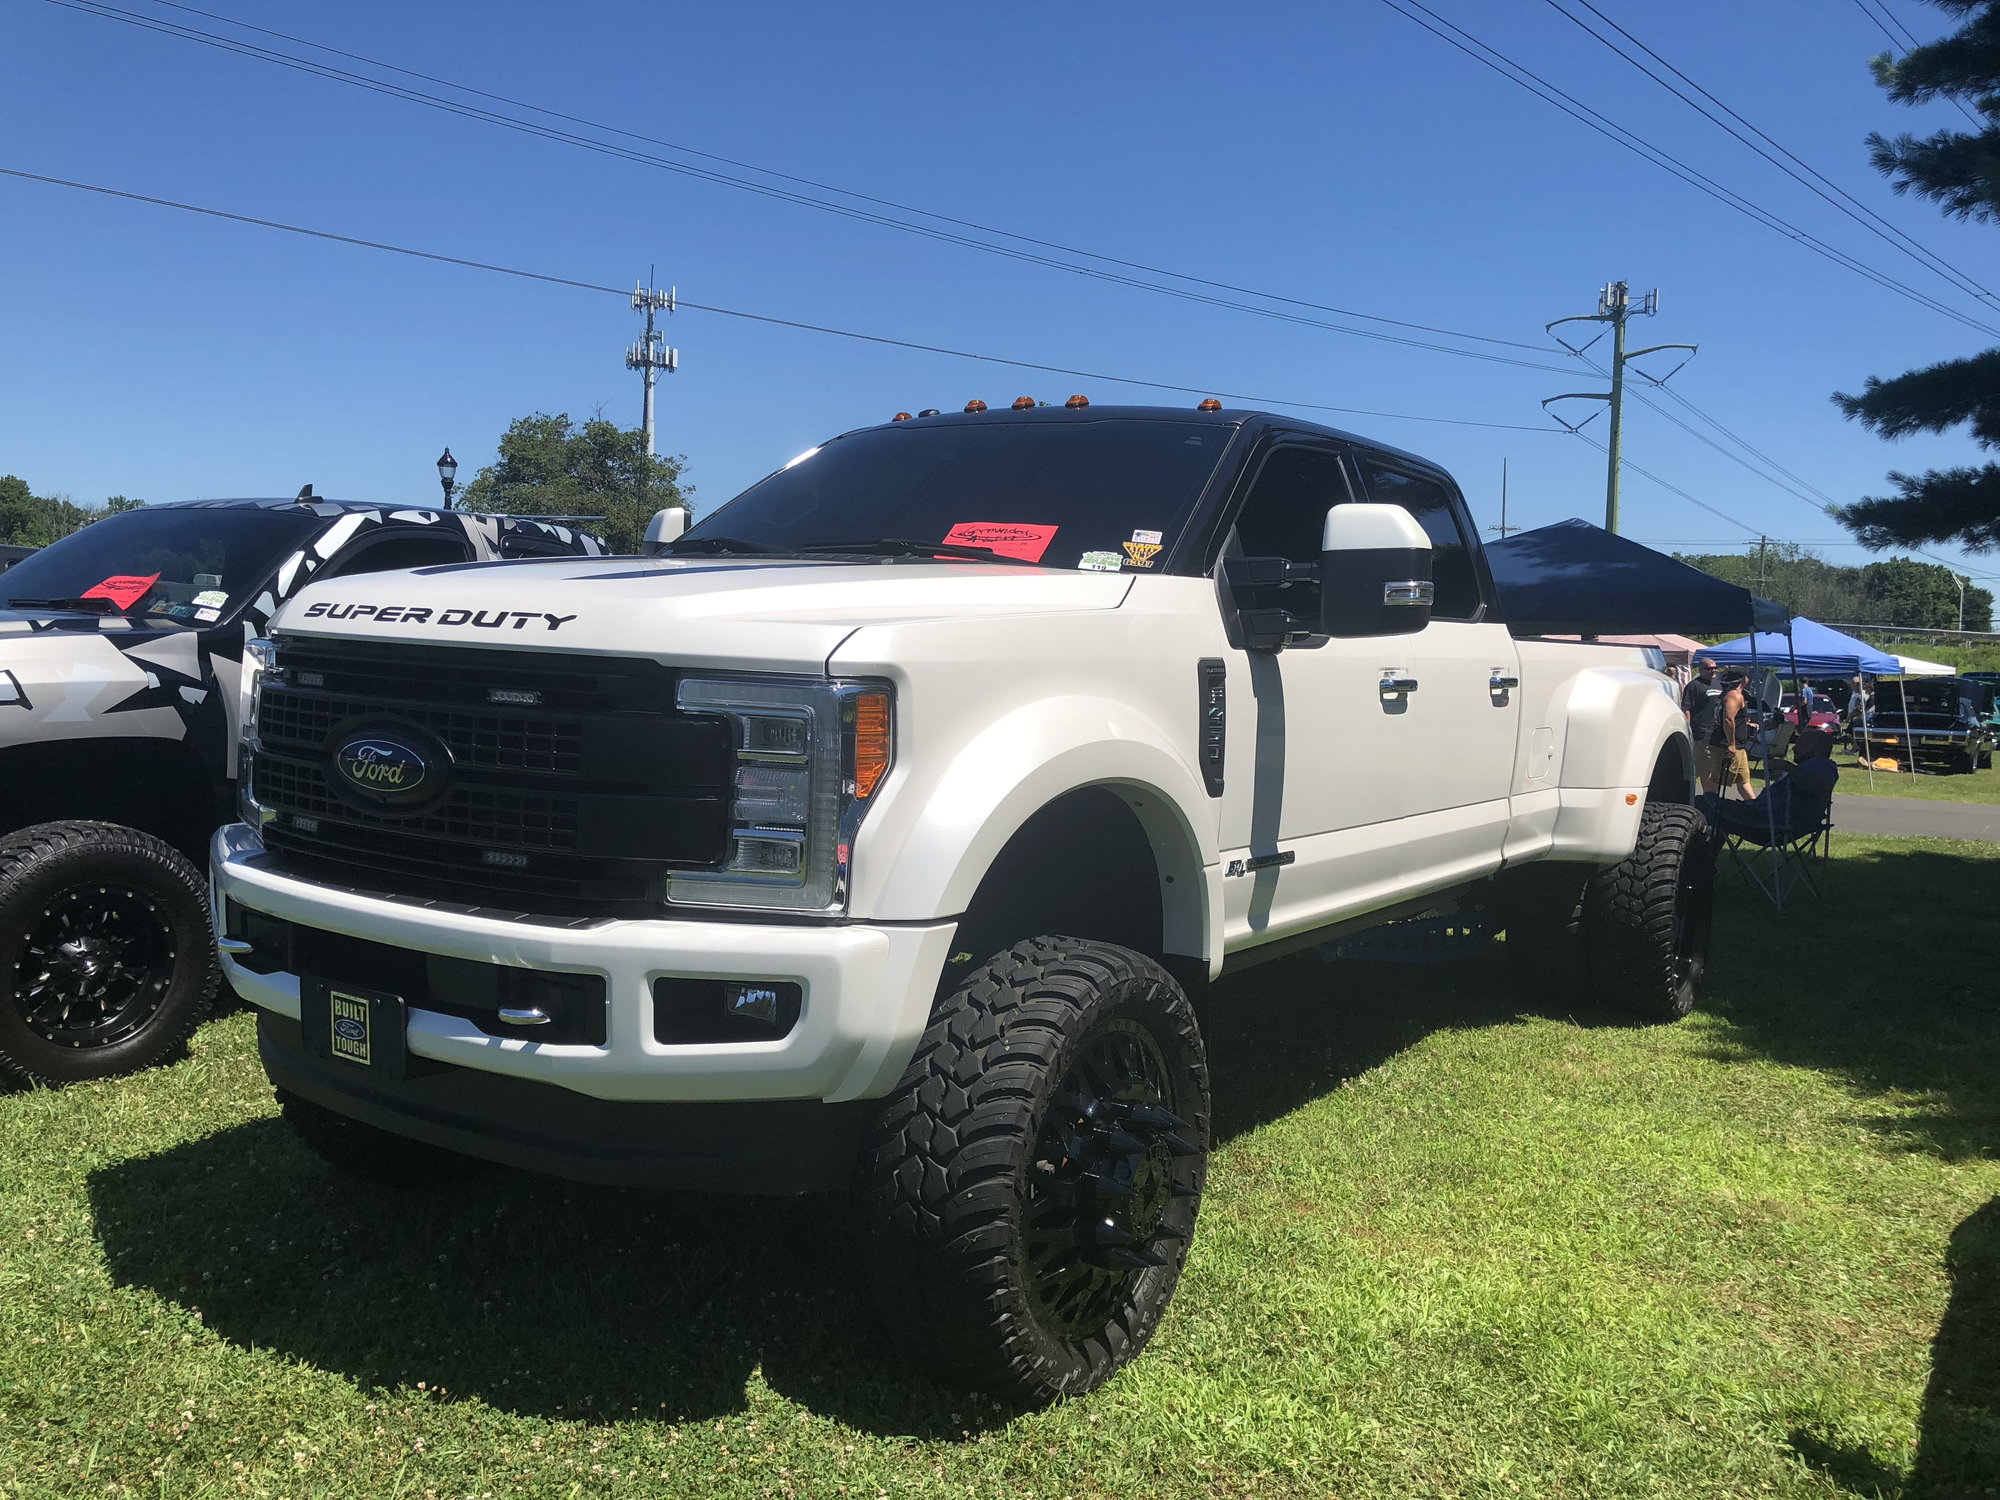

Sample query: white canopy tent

[1892,653,1956,677]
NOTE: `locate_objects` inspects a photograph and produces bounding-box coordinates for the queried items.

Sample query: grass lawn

[3,834,1997,1499]
[1830,752,2000,806]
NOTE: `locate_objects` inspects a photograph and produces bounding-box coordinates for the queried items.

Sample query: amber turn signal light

[1065,393,1089,409]
[852,693,892,799]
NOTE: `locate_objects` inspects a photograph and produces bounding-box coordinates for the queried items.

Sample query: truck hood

[272,555,1135,672]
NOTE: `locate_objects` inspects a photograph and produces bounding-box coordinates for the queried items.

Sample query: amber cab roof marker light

[1011,396,1036,411]
[891,411,913,422]
[964,399,989,413]
[1065,394,1090,409]
[1197,398,1222,412]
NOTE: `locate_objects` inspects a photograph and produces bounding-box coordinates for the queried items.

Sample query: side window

[319,531,474,580]
[1354,457,1481,620]
[1227,446,1352,564]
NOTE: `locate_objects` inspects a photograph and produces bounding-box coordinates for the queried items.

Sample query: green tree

[1675,546,1990,627]
[460,413,692,553]
[1861,555,1964,626]
[0,476,143,547]
[1832,0,2000,551]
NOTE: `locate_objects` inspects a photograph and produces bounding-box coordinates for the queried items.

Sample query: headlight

[669,676,893,913]
[237,637,283,828]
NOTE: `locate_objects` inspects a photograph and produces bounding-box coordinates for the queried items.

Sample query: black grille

[253,639,732,919]
[260,689,585,775]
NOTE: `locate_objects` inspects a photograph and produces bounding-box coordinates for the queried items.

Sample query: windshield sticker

[1122,542,1162,569]
[942,521,1058,563]
[1130,529,1163,546]
[1077,550,1123,573]
[193,589,228,608]
[79,573,161,609]
[194,606,222,622]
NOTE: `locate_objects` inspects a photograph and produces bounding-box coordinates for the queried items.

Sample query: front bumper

[213,823,958,1105]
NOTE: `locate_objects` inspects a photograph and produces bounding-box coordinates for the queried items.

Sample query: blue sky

[5,0,1998,585]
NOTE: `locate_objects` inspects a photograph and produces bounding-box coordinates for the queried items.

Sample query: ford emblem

[330,727,444,809]
[332,1016,368,1042]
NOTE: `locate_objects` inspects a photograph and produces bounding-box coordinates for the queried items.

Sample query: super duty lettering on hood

[299,601,577,631]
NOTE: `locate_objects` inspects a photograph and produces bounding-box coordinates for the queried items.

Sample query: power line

[1546,0,2000,310]
[1571,430,1762,535]
[40,0,1573,374]
[1374,0,2000,337]
[0,165,1560,433]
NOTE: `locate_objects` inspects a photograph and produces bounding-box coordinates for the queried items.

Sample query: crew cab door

[1348,453,1520,861]
[1213,440,1518,949]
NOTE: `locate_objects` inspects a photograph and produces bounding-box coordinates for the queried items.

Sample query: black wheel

[864,936,1209,1404]
[1950,750,1978,775]
[1505,803,1713,1025]
[277,1089,479,1186]
[0,821,216,1086]
[1979,749,1994,771]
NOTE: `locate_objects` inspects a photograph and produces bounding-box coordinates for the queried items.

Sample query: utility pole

[1488,458,1518,538]
[1541,282,1696,535]
[1756,535,1770,593]
[625,273,678,457]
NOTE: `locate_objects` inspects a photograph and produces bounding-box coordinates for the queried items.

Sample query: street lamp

[436,448,458,510]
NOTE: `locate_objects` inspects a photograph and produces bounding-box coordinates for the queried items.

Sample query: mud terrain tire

[863,936,1209,1404]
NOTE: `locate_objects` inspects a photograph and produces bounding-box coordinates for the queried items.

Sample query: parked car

[1853,677,1998,772]
[214,402,1710,1403]
[0,496,605,1085]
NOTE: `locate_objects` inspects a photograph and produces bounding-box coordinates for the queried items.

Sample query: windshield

[684,418,1234,569]
[0,506,325,622]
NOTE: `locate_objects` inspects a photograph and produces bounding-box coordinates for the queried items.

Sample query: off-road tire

[277,1089,480,1186]
[1505,802,1713,1025]
[863,936,1210,1404]
[0,820,217,1086]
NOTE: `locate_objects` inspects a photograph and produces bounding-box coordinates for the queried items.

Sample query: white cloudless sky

[4,0,1998,581]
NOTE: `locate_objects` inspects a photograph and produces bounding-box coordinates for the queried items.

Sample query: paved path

[1832,793,2000,842]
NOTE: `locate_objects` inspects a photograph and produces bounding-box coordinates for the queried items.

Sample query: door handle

[1379,677,1419,694]
[1490,673,1520,691]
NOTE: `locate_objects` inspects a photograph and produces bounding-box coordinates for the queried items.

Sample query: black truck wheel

[1505,803,1713,1025]
[276,1089,477,1186]
[0,821,217,1086]
[864,936,1209,1404]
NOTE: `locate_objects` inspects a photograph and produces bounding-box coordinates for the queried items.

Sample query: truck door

[1350,453,1520,869]
[1215,443,1450,946]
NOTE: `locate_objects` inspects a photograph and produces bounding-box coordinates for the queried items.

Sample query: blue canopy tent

[1485,518,1789,635]
[1702,618,1901,677]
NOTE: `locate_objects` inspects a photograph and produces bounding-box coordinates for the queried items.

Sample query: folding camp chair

[1712,794,1833,913]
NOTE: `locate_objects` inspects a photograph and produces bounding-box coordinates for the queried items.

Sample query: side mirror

[1319,503,1433,637]
[642,506,689,555]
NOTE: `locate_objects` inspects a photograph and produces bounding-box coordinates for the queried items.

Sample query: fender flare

[852,695,1217,961]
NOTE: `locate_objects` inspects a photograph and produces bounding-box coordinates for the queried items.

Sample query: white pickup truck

[213,401,1709,1403]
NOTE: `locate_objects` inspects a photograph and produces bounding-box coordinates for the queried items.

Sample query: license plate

[299,977,411,1077]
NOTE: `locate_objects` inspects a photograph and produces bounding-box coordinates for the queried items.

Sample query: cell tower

[625,274,679,456]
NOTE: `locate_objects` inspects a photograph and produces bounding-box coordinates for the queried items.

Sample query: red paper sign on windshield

[942,522,1058,563]
[79,573,161,609]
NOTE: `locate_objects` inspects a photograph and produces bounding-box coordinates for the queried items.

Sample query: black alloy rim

[13,884,178,1048]
[1671,852,1711,992]
[1022,1018,1202,1338]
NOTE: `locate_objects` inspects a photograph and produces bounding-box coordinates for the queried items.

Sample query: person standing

[1685,659,1727,793]
[1702,672,1755,799]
